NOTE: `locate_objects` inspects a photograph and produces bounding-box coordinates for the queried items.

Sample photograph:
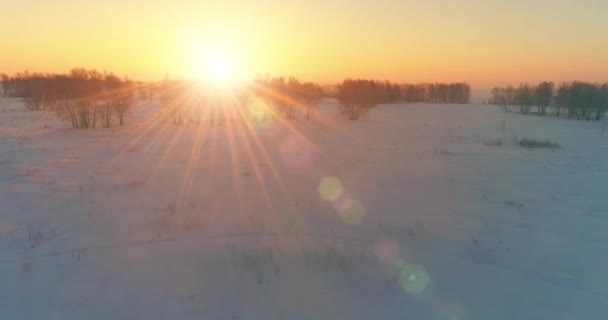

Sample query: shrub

[483,139,504,147]
[62,99,97,129]
[112,91,134,126]
[513,138,560,149]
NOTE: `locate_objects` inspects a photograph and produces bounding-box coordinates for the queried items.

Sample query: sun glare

[206,54,236,83]
[182,33,246,85]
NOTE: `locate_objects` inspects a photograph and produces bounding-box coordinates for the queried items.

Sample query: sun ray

[178,104,210,203]
[234,104,287,192]
[145,90,194,184]
[232,110,274,212]
[101,82,190,170]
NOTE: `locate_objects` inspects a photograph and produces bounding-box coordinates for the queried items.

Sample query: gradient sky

[1,0,607,90]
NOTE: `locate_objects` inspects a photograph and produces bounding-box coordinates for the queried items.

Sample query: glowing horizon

[2,0,607,90]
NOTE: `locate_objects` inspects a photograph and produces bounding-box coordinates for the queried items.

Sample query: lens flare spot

[318,176,343,201]
[339,199,366,225]
[374,238,400,265]
[246,98,271,122]
[399,264,430,295]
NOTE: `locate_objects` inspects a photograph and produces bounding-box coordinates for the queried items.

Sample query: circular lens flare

[339,199,366,225]
[398,264,430,295]
[318,177,343,201]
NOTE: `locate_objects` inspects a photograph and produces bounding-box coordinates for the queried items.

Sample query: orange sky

[1,0,607,91]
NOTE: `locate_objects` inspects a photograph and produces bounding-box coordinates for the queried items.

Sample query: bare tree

[535,81,554,115]
[113,89,134,126]
[337,79,382,120]
[492,81,606,121]
[516,83,533,114]
[555,82,570,117]
[490,87,506,108]
[598,83,608,120]
[284,78,324,119]
[300,82,324,119]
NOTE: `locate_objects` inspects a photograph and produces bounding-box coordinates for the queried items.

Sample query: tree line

[248,79,471,121]
[331,81,471,104]
[400,82,471,104]
[252,77,325,119]
[1,69,142,127]
[156,76,325,126]
[1,68,474,127]
[334,79,471,119]
[490,82,608,120]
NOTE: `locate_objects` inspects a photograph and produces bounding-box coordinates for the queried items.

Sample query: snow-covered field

[1,97,607,319]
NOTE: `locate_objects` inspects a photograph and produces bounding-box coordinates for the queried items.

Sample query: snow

[1,97,607,319]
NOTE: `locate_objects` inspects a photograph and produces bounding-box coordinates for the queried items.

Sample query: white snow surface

[1,97,607,319]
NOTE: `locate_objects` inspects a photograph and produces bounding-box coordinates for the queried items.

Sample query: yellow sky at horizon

[1,0,607,90]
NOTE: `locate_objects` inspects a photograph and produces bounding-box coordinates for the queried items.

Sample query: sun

[190,52,238,86]
[183,41,242,85]
[190,50,245,86]
[181,30,249,85]
[206,54,236,83]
